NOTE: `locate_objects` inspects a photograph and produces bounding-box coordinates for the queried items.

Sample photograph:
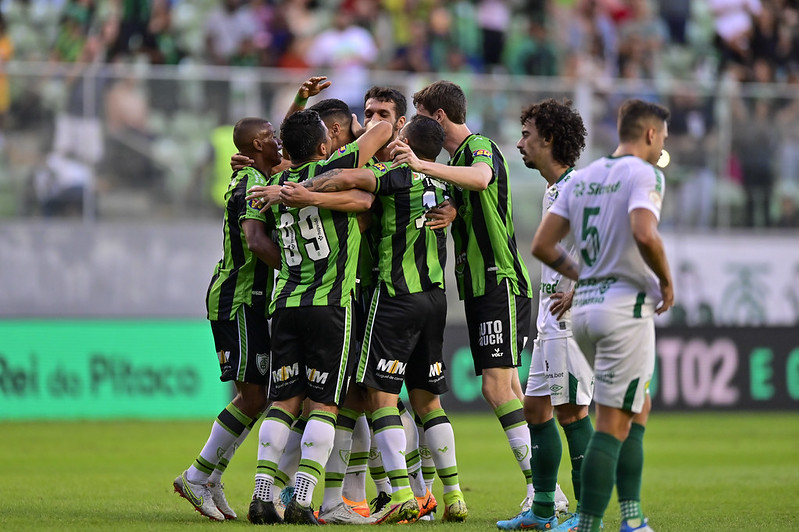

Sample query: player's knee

[554,405,588,427]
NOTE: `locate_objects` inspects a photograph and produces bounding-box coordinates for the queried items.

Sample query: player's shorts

[463,279,531,375]
[525,335,594,406]
[571,292,656,414]
[210,304,271,385]
[356,285,448,396]
[269,303,355,405]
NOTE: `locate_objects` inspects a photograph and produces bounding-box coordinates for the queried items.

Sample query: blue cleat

[554,513,580,531]
[620,517,654,532]
[497,508,558,530]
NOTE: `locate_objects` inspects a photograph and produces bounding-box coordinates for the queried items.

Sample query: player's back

[552,155,662,301]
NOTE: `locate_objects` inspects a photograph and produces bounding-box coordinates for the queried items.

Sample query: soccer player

[172,117,283,521]
[245,110,392,525]
[497,100,594,531]
[391,80,536,507]
[280,114,467,524]
[531,99,674,532]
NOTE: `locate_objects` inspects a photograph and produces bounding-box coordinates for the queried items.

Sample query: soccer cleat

[496,508,557,530]
[442,497,469,522]
[519,496,533,513]
[416,489,438,519]
[419,513,435,521]
[620,517,654,532]
[206,481,236,520]
[343,495,370,517]
[284,498,320,525]
[275,485,294,518]
[370,491,392,514]
[555,484,570,516]
[247,498,283,524]
[372,497,420,524]
[318,501,376,524]
[173,471,225,521]
[553,513,579,531]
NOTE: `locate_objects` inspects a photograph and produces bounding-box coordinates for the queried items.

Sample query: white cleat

[173,471,225,521]
[555,484,570,516]
[207,481,237,520]
[319,501,376,524]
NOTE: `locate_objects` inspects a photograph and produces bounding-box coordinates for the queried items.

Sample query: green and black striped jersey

[266,143,362,312]
[370,162,449,297]
[356,156,383,301]
[448,134,532,300]
[206,167,274,321]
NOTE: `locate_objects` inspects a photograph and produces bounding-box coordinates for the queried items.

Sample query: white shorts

[571,295,655,414]
[525,335,594,407]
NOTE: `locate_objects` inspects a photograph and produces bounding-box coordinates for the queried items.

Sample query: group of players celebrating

[172,75,673,532]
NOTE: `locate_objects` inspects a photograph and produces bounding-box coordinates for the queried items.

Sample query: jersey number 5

[580,207,600,267]
[279,206,331,266]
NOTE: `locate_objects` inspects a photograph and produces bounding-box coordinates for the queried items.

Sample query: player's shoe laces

[370,491,392,514]
[318,501,376,524]
[620,517,654,532]
[206,481,236,520]
[343,495,370,517]
[497,508,558,530]
[247,498,283,524]
[442,497,469,522]
[416,489,438,519]
[555,484,570,516]
[172,471,225,521]
[372,497,420,524]
[284,498,320,525]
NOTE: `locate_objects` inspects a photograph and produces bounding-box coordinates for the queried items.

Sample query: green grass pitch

[3,412,798,531]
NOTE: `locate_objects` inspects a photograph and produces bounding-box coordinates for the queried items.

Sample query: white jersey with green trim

[537,169,576,339]
[549,155,665,308]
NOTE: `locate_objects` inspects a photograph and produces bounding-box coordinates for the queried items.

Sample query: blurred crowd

[0,0,798,228]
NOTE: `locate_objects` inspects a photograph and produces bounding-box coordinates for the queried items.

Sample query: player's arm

[354,121,393,167]
[280,181,374,212]
[531,212,579,282]
[630,208,674,314]
[300,168,378,194]
[241,219,281,269]
[284,76,331,121]
[388,138,491,191]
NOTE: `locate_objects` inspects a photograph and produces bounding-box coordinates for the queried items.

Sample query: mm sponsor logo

[376,359,407,375]
[429,362,443,377]
[272,363,300,382]
[306,367,329,384]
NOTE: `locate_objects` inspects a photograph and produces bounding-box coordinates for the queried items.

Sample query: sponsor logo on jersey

[540,281,560,294]
[573,182,586,197]
[272,363,300,382]
[338,146,347,153]
[472,149,492,159]
[649,190,663,210]
[376,358,406,375]
[373,162,388,172]
[478,320,503,347]
[588,181,621,195]
[306,367,329,384]
[428,362,443,377]
[248,199,261,210]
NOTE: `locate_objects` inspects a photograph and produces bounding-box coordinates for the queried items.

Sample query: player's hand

[549,289,574,320]
[425,200,457,230]
[231,152,254,171]
[299,76,331,99]
[388,138,424,172]
[246,185,282,211]
[351,113,365,138]
[656,281,674,315]
[279,181,315,208]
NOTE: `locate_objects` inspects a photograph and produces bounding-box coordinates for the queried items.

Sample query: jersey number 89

[279,206,331,266]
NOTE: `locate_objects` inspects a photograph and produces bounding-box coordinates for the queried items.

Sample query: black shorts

[269,304,355,405]
[356,285,448,395]
[463,279,531,375]
[210,304,271,385]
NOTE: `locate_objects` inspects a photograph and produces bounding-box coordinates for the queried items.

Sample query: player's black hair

[364,86,407,119]
[403,115,444,161]
[617,99,671,143]
[232,117,270,155]
[520,99,587,168]
[280,110,326,163]
[412,80,466,124]
[309,98,352,130]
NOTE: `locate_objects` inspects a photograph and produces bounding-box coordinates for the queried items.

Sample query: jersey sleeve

[466,136,497,184]
[372,163,412,196]
[548,177,573,220]
[321,142,361,170]
[242,169,269,222]
[627,164,665,220]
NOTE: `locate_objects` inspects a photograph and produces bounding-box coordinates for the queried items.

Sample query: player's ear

[319,141,328,157]
[252,137,262,152]
[331,122,342,137]
[395,116,407,131]
[433,109,445,123]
